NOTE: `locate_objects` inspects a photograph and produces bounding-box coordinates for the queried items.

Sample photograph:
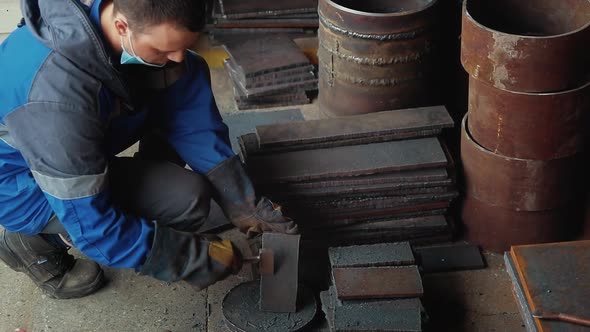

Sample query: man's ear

[114,17,129,37]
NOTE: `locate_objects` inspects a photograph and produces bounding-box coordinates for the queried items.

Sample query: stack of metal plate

[320,242,426,331]
[208,0,318,40]
[240,106,458,247]
[222,35,317,110]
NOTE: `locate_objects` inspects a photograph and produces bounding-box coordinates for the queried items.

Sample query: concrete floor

[0,66,526,332]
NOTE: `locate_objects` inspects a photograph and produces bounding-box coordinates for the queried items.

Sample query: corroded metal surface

[468,77,590,160]
[333,265,423,300]
[461,194,575,253]
[461,115,580,211]
[461,0,590,92]
[510,241,590,331]
[318,0,439,116]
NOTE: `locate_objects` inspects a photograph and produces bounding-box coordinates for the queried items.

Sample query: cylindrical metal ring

[461,0,590,92]
[467,77,590,160]
[461,114,581,211]
[461,194,577,252]
[318,0,439,116]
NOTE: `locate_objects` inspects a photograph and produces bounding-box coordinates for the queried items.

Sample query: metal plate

[222,35,310,79]
[260,233,301,312]
[461,115,581,211]
[329,242,415,268]
[510,241,590,332]
[468,77,590,160]
[461,0,590,92]
[222,281,317,332]
[255,106,454,148]
[247,138,448,184]
[415,243,485,273]
[333,265,423,300]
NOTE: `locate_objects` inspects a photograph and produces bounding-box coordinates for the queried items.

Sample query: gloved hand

[140,224,242,290]
[205,156,299,238]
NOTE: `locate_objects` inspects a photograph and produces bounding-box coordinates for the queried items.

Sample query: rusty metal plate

[222,35,311,80]
[468,77,590,160]
[333,265,423,300]
[461,194,577,253]
[255,106,453,148]
[510,241,590,332]
[260,233,301,313]
[461,115,581,211]
[247,138,448,183]
[461,0,590,92]
[317,0,440,116]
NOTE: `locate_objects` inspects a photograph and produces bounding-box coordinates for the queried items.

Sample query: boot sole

[41,268,106,300]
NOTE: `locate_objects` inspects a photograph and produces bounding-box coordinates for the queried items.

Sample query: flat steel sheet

[415,243,485,273]
[255,106,454,148]
[245,129,443,156]
[222,35,310,79]
[329,242,414,268]
[260,233,301,312]
[334,295,422,331]
[247,138,448,183]
[510,241,590,332]
[333,265,423,300]
[505,254,538,332]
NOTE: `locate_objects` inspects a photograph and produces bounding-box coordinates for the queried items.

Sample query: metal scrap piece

[260,233,301,313]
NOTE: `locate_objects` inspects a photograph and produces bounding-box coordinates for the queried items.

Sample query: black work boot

[0,229,105,299]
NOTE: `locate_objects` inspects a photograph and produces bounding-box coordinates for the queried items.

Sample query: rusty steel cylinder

[460,115,583,251]
[468,77,590,160]
[461,0,590,93]
[318,0,439,116]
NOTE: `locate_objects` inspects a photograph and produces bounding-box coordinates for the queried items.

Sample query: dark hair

[113,0,207,32]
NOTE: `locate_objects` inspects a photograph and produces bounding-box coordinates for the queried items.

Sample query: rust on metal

[467,77,590,160]
[461,115,580,211]
[461,194,576,253]
[255,106,454,148]
[461,0,590,92]
[333,265,423,300]
[318,0,440,116]
[509,241,590,331]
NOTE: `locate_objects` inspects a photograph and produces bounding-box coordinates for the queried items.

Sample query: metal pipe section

[467,77,590,160]
[461,115,581,212]
[318,0,439,116]
[461,0,590,92]
[460,115,582,252]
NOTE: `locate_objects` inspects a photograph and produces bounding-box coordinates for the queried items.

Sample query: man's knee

[164,173,212,232]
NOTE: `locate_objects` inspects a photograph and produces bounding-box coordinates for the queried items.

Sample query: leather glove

[205,156,299,238]
[140,224,242,290]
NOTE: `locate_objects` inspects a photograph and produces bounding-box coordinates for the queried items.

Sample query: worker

[0,0,298,299]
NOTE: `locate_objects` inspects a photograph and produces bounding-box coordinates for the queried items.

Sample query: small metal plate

[260,233,301,312]
[222,281,317,332]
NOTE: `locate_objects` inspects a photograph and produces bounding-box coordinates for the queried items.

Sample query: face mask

[120,32,165,67]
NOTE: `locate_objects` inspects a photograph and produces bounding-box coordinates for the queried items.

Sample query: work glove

[140,224,242,290]
[206,156,299,238]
